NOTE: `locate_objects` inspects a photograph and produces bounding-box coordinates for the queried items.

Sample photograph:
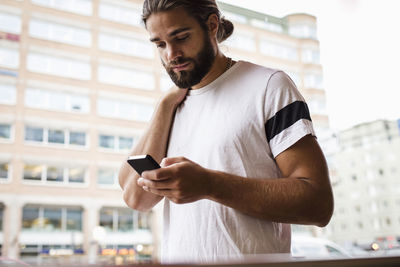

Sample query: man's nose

[166,43,183,63]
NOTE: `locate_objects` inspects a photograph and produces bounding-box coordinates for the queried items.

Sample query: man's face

[146,8,216,88]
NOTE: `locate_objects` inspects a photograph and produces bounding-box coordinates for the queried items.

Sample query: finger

[138,177,175,190]
[161,157,188,167]
[143,186,174,197]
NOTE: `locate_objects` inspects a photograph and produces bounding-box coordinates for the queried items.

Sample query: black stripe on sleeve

[265,100,312,142]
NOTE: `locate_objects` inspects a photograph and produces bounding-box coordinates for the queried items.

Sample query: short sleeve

[264,71,315,158]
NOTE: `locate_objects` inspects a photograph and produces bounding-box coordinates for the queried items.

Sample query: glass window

[134,103,154,122]
[225,31,256,52]
[23,164,43,181]
[48,91,67,111]
[25,88,47,109]
[66,208,82,231]
[99,208,114,231]
[98,32,153,59]
[48,129,65,144]
[43,207,62,231]
[99,135,114,149]
[98,65,155,90]
[118,208,133,232]
[27,53,91,80]
[32,0,93,16]
[0,84,16,105]
[302,48,320,64]
[0,12,21,34]
[118,136,133,150]
[260,39,298,61]
[98,168,115,185]
[138,211,150,230]
[0,163,9,179]
[304,74,323,89]
[70,94,89,112]
[68,167,85,183]
[22,206,39,229]
[97,98,116,118]
[30,19,91,47]
[0,205,3,230]
[289,24,317,39]
[99,2,141,26]
[69,131,86,146]
[250,19,283,33]
[46,166,64,182]
[0,124,11,139]
[0,47,19,69]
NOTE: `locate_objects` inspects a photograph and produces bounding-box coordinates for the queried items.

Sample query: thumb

[161,157,188,167]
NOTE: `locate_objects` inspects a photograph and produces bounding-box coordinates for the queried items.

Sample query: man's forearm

[206,171,333,227]
[119,98,180,211]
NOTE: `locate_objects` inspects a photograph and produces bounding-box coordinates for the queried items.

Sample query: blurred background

[0,0,399,265]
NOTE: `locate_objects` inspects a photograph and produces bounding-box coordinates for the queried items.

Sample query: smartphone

[127,154,161,176]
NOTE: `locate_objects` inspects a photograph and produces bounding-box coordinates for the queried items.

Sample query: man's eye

[156,43,165,48]
[176,35,189,41]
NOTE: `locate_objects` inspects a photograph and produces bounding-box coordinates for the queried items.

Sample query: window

[66,208,82,230]
[98,168,117,185]
[23,163,86,184]
[0,162,9,180]
[43,207,62,230]
[29,18,91,47]
[97,98,154,122]
[23,164,44,181]
[46,166,63,182]
[260,39,298,61]
[289,24,317,39]
[99,207,114,231]
[98,32,153,58]
[0,124,11,140]
[22,205,82,231]
[24,126,87,147]
[48,129,64,144]
[68,167,85,183]
[25,88,90,113]
[118,208,133,232]
[99,134,134,152]
[25,126,44,142]
[0,47,19,69]
[222,11,247,24]
[0,204,3,231]
[100,207,151,232]
[249,19,283,33]
[27,53,91,80]
[0,83,16,105]
[225,31,256,52]
[98,64,155,90]
[32,0,93,16]
[0,12,21,33]
[69,131,86,146]
[302,48,320,64]
[304,73,324,89]
[99,2,141,26]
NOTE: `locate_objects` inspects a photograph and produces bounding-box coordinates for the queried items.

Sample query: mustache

[164,57,194,68]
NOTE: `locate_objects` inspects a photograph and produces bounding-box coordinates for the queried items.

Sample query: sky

[220,0,400,131]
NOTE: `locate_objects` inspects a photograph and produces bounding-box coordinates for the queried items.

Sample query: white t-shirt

[163,61,315,263]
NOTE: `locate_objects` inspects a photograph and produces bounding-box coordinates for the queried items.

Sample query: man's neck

[191,52,230,90]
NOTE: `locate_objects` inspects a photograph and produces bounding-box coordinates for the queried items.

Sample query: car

[291,236,352,259]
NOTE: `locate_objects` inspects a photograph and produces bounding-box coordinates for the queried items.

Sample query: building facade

[0,0,327,261]
[322,120,400,248]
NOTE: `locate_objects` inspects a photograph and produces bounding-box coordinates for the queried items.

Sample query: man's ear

[206,13,219,38]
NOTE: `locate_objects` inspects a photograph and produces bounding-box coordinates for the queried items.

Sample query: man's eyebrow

[150,27,191,42]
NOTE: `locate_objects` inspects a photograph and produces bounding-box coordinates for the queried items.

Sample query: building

[322,119,400,248]
[0,0,327,261]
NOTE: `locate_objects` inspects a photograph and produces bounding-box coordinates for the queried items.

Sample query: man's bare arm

[138,135,334,226]
[118,88,187,211]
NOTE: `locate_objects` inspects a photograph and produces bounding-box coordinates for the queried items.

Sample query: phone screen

[127,154,161,175]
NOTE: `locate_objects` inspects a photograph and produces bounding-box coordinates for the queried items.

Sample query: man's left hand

[137,157,210,204]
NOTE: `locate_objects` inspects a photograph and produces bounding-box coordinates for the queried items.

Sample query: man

[119,0,334,263]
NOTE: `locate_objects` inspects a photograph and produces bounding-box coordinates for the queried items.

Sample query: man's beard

[163,34,216,89]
